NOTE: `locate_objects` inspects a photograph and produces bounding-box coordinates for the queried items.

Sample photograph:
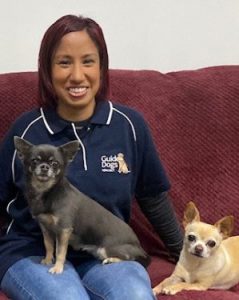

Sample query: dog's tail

[132,246,151,268]
[107,244,151,268]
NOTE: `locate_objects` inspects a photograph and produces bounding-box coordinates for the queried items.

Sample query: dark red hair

[38,14,109,108]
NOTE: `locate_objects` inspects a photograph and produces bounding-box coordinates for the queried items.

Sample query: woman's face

[51,30,100,121]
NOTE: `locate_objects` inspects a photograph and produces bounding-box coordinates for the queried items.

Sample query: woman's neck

[56,101,95,122]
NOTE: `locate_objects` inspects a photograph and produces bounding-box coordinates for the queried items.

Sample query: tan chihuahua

[153,201,239,295]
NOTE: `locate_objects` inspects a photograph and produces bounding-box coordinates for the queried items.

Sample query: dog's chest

[185,257,226,284]
[36,213,61,233]
[26,189,52,217]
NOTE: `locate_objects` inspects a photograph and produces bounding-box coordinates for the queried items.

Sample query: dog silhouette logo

[116,153,130,174]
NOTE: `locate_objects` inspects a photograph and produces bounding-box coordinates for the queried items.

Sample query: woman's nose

[70,64,85,82]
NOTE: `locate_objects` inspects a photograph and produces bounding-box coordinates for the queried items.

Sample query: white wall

[1,0,239,73]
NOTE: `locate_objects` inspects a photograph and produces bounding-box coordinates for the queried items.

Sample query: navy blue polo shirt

[0,100,170,281]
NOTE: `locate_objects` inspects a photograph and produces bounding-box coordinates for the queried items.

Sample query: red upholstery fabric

[0,65,239,299]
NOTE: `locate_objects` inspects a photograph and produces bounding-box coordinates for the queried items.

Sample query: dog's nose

[195,244,204,255]
[40,163,50,172]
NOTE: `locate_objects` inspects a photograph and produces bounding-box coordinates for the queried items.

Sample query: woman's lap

[1,256,89,300]
[1,256,155,300]
[79,259,156,300]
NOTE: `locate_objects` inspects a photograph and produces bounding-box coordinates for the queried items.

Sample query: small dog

[14,136,150,274]
[153,201,239,295]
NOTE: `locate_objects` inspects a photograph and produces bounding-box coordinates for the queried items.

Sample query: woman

[0,15,183,299]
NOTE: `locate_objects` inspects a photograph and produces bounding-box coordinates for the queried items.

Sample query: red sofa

[1,65,239,300]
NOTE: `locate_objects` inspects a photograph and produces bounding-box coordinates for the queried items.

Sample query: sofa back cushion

[108,66,239,237]
[1,66,239,254]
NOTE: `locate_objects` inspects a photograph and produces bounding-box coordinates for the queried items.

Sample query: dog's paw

[152,284,163,295]
[102,257,122,264]
[41,257,53,265]
[48,264,64,274]
[161,285,180,295]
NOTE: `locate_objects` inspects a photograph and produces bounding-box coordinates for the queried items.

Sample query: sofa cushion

[1,66,239,300]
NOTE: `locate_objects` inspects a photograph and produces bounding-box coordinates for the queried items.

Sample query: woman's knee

[1,257,90,300]
[120,262,155,300]
[82,261,155,300]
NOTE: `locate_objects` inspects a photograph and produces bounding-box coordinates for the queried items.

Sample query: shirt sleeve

[134,114,183,260]
[137,192,183,261]
[134,115,170,198]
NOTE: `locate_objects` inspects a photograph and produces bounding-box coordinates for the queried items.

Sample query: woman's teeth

[69,87,87,97]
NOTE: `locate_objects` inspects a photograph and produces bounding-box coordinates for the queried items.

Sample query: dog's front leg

[49,228,73,274]
[37,215,55,265]
[39,224,55,265]
[160,281,212,295]
[153,263,189,296]
[153,274,183,295]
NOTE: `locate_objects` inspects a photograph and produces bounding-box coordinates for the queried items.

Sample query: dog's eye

[31,158,40,165]
[207,240,216,248]
[188,234,196,242]
[51,161,59,168]
[48,157,59,167]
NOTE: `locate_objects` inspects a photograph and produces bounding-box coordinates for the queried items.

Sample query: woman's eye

[83,59,94,65]
[57,60,71,67]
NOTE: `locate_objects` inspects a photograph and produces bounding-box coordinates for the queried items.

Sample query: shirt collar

[40,100,113,135]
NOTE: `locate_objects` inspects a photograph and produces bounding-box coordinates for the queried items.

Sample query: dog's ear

[183,201,200,228]
[14,136,33,160]
[59,140,80,163]
[214,215,234,239]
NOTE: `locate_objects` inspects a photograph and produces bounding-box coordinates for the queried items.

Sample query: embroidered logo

[101,153,130,174]
[116,153,130,174]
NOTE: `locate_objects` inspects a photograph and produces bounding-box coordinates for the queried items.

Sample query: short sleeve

[135,116,170,199]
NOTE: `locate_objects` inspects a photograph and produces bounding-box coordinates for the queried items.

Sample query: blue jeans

[1,256,156,300]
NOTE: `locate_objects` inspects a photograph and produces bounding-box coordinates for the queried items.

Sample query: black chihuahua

[14,137,150,274]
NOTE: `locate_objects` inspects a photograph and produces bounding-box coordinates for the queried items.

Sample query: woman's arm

[137,191,183,261]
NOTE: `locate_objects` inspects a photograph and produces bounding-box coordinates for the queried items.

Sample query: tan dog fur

[153,201,239,295]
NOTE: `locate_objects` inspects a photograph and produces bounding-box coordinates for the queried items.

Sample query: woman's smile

[68,86,88,98]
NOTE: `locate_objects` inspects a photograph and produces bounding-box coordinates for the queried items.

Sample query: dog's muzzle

[193,244,204,257]
[35,163,54,181]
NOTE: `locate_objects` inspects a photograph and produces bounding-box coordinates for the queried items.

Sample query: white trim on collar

[106,101,113,125]
[72,123,88,171]
[40,107,54,135]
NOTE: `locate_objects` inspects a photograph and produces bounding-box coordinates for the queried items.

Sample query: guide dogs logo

[101,153,130,173]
